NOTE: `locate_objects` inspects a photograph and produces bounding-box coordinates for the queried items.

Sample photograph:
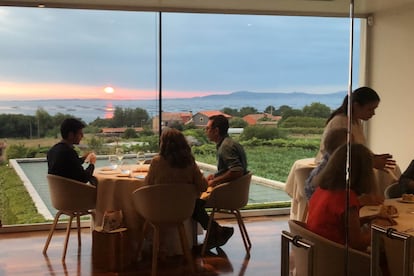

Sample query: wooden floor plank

[0,215,289,276]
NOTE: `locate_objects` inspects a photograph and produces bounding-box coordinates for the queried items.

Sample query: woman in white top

[316,86,395,172]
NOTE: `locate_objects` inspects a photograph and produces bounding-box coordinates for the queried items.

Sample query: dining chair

[384,182,403,199]
[201,172,253,257]
[43,174,96,262]
[287,219,370,276]
[281,229,314,276]
[132,184,197,276]
[371,224,414,276]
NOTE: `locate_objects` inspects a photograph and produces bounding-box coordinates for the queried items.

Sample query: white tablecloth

[285,158,401,222]
[361,198,414,276]
[94,165,195,258]
[360,198,414,233]
[95,165,146,257]
[284,158,316,221]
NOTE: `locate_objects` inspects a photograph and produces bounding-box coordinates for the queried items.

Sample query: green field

[195,145,317,183]
[0,135,319,225]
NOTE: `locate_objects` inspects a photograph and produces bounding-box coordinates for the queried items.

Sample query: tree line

[0,102,331,138]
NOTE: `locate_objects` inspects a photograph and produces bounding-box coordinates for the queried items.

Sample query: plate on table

[98,168,118,175]
[117,173,131,177]
[133,165,150,173]
[397,198,414,204]
[135,175,146,180]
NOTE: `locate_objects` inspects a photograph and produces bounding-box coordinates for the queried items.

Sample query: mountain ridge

[192,90,347,100]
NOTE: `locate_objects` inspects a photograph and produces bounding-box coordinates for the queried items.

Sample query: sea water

[0,92,345,123]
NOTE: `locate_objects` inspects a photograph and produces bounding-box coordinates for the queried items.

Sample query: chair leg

[43,211,63,254]
[62,215,74,262]
[136,220,149,262]
[201,208,216,256]
[192,219,199,247]
[178,223,195,273]
[76,214,81,247]
[90,210,96,232]
[151,225,160,276]
[235,210,251,255]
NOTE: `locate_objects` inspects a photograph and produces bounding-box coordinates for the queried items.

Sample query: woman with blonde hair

[307,143,375,251]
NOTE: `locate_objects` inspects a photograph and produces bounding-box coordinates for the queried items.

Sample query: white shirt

[315,114,365,163]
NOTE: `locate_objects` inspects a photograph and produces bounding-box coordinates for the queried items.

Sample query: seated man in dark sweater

[193,114,248,250]
[47,118,97,186]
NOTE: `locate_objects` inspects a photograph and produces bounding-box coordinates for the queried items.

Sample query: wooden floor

[0,215,289,276]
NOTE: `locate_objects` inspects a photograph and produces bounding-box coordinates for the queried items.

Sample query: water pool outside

[11,157,291,220]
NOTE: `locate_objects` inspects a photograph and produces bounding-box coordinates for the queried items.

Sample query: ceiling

[0,0,413,17]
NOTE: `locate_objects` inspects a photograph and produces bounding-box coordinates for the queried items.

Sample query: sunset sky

[0,7,360,101]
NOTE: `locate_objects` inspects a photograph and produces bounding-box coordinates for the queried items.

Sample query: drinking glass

[108,155,119,170]
[120,160,131,176]
[115,148,124,164]
[137,151,146,166]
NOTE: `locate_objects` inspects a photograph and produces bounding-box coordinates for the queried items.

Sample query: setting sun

[104,86,115,94]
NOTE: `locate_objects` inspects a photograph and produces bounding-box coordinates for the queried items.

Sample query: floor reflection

[202,247,251,275]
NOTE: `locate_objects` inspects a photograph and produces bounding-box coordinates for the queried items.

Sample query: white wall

[365,4,414,170]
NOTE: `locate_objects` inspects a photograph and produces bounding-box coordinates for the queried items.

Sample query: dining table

[361,197,414,276]
[360,198,414,233]
[93,162,196,261]
[285,157,402,221]
[284,158,316,221]
[94,163,148,258]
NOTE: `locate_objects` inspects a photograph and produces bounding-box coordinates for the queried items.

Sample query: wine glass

[115,148,124,164]
[108,155,119,170]
[119,160,131,176]
[136,151,146,166]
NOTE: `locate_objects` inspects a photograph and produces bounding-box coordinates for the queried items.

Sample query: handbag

[102,210,124,232]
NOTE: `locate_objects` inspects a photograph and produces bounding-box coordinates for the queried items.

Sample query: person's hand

[358,193,384,206]
[82,151,90,159]
[206,174,216,187]
[373,153,396,171]
[85,152,97,164]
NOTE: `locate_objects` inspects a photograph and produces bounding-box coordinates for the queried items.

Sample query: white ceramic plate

[98,169,118,175]
[397,198,414,204]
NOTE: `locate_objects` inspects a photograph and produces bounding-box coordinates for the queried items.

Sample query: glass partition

[0,6,360,226]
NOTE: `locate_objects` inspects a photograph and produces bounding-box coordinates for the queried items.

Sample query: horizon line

[1,90,347,102]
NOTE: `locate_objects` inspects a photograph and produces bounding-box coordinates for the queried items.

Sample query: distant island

[192,90,347,101]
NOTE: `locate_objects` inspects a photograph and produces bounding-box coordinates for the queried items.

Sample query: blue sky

[0,7,360,100]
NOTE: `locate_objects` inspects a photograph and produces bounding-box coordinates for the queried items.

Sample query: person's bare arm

[346,207,371,251]
[373,154,396,171]
[358,193,384,206]
[207,170,244,187]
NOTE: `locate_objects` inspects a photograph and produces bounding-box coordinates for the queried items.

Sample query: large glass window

[0,7,360,226]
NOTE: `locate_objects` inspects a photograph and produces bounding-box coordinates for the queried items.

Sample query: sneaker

[216,226,234,247]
